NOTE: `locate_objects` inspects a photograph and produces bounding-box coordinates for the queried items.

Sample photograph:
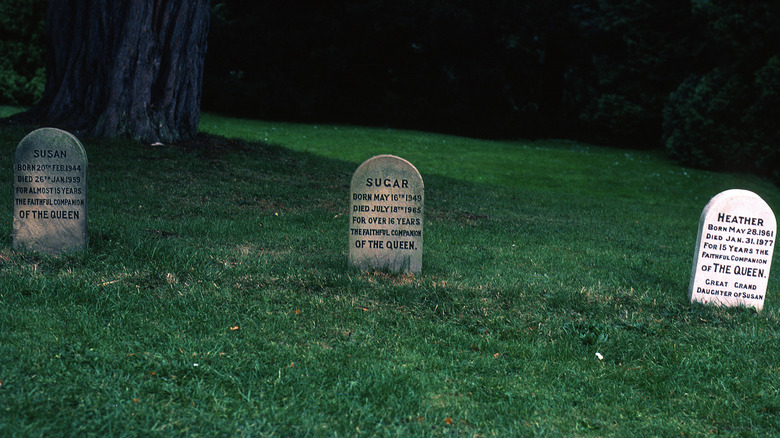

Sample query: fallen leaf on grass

[445,417,453,425]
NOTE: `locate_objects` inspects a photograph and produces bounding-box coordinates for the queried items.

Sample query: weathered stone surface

[13,128,88,255]
[349,155,423,273]
[688,189,775,312]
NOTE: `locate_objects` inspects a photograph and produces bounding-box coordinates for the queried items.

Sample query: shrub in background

[0,47,44,105]
[0,0,46,106]
[748,55,780,177]
[579,94,656,148]
[663,56,780,181]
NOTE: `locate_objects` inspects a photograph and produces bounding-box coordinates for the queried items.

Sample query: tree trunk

[8,0,210,143]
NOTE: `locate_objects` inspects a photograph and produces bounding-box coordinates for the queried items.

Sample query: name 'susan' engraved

[33,149,67,158]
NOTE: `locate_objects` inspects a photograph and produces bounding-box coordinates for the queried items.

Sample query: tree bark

[8,0,210,143]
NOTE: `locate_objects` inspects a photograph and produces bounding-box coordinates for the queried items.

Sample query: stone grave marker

[689,189,776,312]
[349,155,423,273]
[13,128,88,255]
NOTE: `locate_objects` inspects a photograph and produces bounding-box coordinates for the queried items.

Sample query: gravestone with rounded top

[689,189,775,312]
[13,128,88,255]
[349,155,423,273]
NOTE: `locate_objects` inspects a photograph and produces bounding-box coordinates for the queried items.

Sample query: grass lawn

[0,107,778,436]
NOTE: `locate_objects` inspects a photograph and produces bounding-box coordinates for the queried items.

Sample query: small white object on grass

[595,352,603,360]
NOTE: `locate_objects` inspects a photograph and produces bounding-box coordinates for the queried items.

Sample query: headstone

[349,155,423,273]
[13,128,88,255]
[689,189,776,312]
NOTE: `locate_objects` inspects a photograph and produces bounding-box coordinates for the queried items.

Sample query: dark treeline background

[2,1,779,180]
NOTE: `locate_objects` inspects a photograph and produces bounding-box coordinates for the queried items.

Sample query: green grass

[0,107,778,436]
